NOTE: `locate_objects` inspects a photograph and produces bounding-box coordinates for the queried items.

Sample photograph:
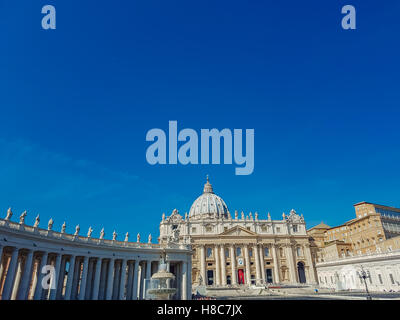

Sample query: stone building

[308,202,400,262]
[0,210,192,300]
[159,177,317,288]
[308,202,400,292]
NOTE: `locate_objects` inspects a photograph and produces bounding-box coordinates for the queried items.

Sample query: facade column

[230,245,237,285]
[304,244,317,284]
[92,258,102,300]
[259,245,266,284]
[271,245,280,283]
[220,245,226,286]
[244,245,251,285]
[33,252,48,300]
[2,248,19,300]
[105,258,115,300]
[131,260,139,300]
[64,255,76,300]
[49,253,62,300]
[214,245,221,285]
[18,250,34,300]
[78,256,89,300]
[254,244,261,284]
[286,245,297,283]
[200,245,206,285]
[119,259,127,300]
[182,262,187,300]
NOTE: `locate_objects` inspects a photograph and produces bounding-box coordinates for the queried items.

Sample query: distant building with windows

[159,177,317,290]
[308,202,400,292]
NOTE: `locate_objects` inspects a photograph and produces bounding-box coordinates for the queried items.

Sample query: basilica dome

[189,177,229,219]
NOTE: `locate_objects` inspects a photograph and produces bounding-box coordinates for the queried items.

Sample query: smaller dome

[189,176,229,219]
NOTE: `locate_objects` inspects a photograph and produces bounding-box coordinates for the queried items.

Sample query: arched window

[296,247,302,257]
[207,247,213,258]
[264,247,269,257]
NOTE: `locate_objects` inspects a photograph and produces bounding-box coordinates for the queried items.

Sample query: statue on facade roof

[162,213,165,221]
[148,234,152,243]
[249,212,253,220]
[34,214,40,228]
[267,212,271,220]
[74,224,80,236]
[61,221,66,233]
[282,212,286,220]
[112,230,117,241]
[19,211,27,225]
[235,210,238,220]
[137,233,141,243]
[48,218,54,230]
[5,208,12,220]
[241,211,245,220]
[125,232,129,242]
[87,227,93,238]
[255,212,258,220]
[100,228,105,239]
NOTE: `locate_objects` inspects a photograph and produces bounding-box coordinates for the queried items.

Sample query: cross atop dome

[203,175,214,194]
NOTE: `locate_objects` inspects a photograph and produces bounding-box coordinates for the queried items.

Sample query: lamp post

[357,265,372,300]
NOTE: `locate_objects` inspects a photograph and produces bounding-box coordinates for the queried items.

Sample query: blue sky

[0,1,399,241]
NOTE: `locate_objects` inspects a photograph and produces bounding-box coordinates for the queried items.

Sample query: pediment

[220,226,257,236]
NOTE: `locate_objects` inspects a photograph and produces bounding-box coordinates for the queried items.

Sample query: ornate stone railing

[0,216,190,251]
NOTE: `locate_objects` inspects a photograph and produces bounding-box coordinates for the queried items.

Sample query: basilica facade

[159,177,317,288]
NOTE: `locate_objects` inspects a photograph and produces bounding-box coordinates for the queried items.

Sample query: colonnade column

[119,259,127,300]
[105,258,115,300]
[187,257,192,299]
[17,250,34,300]
[33,252,48,300]
[182,262,187,300]
[131,260,139,300]
[11,255,23,300]
[0,245,4,282]
[125,261,134,299]
[199,245,206,286]
[254,244,261,284]
[271,245,280,283]
[230,245,237,285]
[2,247,19,300]
[64,255,75,300]
[244,245,251,285]
[214,245,221,285]
[91,258,102,300]
[78,256,89,300]
[49,253,62,300]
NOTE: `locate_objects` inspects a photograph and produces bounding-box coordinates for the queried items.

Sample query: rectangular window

[389,274,395,284]
[378,274,383,284]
